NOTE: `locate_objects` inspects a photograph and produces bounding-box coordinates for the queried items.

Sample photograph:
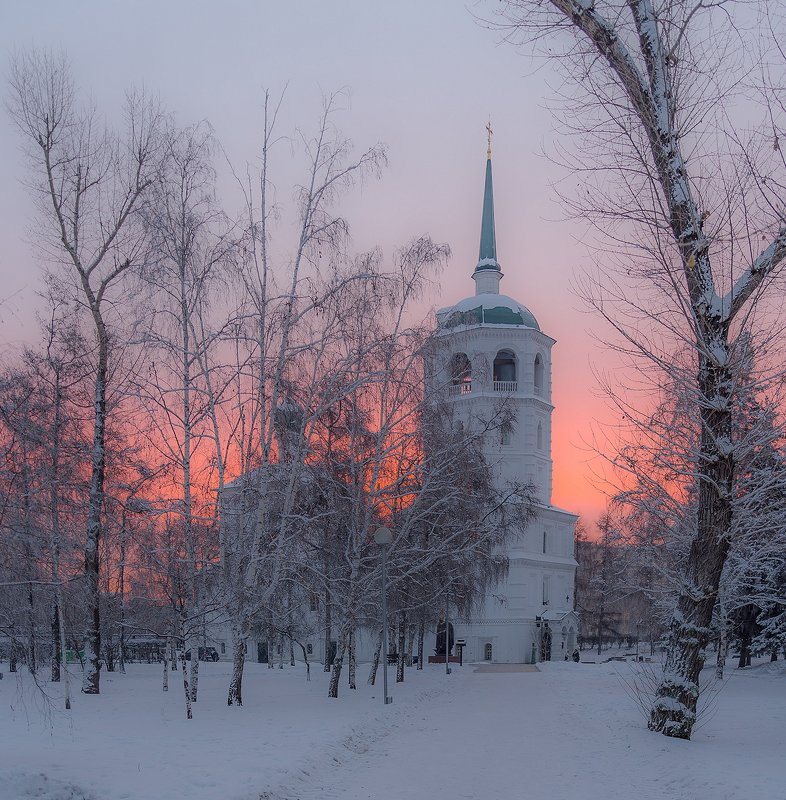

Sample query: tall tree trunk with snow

[9,627,17,673]
[417,618,425,671]
[82,342,108,693]
[118,528,126,675]
[348,627,356,690]
[496,0,786,739]
[180,650,192,720]
[227,619,247,706]
[49,369,68,709]
[328,637,347,700]
[21,478,38,676]
[51,606,60,683]
[396,613,406,683]
[716,627,728,681]
[186,618,199,702]
[368,628,383,685]
[324,585,332,673]
[648,337,734,737]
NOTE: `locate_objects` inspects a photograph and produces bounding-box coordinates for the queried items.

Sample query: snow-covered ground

[1,657,784,800]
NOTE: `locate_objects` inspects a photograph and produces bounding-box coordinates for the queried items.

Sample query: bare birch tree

[218,91,387,706]
[8,51,164,693]
[137,120,229,704]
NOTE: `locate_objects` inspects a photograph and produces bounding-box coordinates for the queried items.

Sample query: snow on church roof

[438,292,541,331]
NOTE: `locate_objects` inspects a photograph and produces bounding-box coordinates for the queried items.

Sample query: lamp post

[374,526,393,705]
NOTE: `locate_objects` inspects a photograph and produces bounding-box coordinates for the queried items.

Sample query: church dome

[439,292,540,331]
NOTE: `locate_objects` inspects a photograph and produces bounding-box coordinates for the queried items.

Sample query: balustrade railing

[493,380,518,393]
[448,382,472,396]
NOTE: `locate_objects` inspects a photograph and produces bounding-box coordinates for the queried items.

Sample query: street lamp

[374,526,393,705]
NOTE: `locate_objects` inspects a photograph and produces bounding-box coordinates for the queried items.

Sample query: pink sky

[0,0,614,523]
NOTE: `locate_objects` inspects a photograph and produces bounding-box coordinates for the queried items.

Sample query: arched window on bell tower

[534,353,544,395]
[493,349,517,391]
[449,352,472,396]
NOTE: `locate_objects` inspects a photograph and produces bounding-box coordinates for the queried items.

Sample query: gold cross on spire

[486,119,493,159]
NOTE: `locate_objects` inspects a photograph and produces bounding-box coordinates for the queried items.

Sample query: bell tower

[435,138,556,503]
[431,132,578,664]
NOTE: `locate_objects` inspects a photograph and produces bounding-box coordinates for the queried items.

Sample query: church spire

[473,123,503,295]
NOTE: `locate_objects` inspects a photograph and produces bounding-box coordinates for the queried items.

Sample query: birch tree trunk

[118,530,126,675]
[9,626,17,673]
[396,613,406,683]
[368,628,383,685]
[324,585,332,673]
[417,618,425,671]
[715,628,727,681]
[190,642,199,702]
[49,378,68,710]
[328,640,347,699]
[180,650,193,720]
[51,606,60,683]
[348,627,356,690]
[297,641,311,681]
[227,619,247,706]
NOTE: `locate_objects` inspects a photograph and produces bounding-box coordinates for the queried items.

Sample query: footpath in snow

[1,657,784,800]
[306,661,786,800]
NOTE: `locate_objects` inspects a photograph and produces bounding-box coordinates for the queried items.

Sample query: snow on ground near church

[1,657,784,800]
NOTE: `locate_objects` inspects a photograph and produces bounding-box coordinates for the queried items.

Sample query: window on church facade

[542,576,550,605]
[534,353,544,394]
[449,352,472,395]
[537,421,543,450]
[542,530,547,553]
[500,422,513,446]
[493,349,517,390]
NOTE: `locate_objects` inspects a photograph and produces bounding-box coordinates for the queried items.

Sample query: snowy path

[293,662,786,800]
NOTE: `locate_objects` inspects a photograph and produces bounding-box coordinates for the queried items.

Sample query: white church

[432,138,579,664]
[213,139,578,666]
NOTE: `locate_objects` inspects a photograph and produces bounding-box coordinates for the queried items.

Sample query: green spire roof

[476,155,500,272]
